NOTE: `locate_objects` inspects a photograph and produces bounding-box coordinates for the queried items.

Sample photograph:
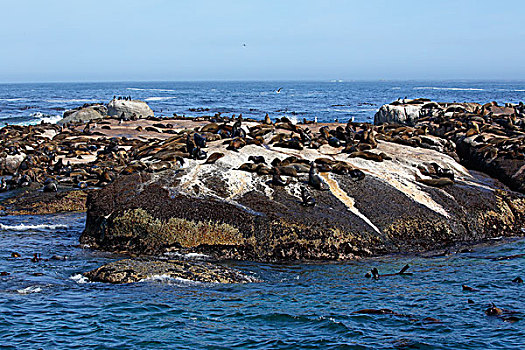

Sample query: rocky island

[1,97,524,283]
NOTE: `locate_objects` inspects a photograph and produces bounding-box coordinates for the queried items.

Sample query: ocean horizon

[1,80,524,126]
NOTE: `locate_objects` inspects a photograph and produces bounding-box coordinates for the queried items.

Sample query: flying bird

[276,87,282,94]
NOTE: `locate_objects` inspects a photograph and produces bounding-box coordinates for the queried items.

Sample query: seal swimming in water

[485,303,503,316]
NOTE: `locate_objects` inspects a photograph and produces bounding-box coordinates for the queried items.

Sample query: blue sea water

[0,81,524,349]
[0,80,524,125]
[0,213,523,349]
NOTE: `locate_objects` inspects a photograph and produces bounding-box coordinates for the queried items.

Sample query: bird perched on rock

[192,146,207,160]
[300,186,316,206]
[194,133,207,148]
[186,133,195,155]
[271,168,289,186]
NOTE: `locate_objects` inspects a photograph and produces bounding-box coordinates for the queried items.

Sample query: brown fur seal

[348,151,383,162]
[205,152,225,164]
[415,174,454,187]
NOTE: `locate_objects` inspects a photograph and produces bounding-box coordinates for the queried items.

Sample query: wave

[0,223,68,231]
[140,275,202,285]
[144,96,177,101]
[16,286,42,294]
[45,99,101,103]
[0,98,28,102]
[30,112,62,124]
[70,274,90,284]
[10,112,63,126]
[127,87,176,92]
[163,252,210,260]
[413,87,484,91]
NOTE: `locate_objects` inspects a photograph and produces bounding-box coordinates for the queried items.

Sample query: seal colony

[1,98,524,281]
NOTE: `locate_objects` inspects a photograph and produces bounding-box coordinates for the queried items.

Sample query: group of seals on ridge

[0,97,523,206]
[377,99,525,192]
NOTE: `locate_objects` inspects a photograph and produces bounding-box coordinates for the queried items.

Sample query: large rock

[84,258,258,284]
[59,104,107,125]
[374,99,480,126]
[0,153,26,175]
[374,100,428,125]
[107,99,153,119]
[80,135,525,262]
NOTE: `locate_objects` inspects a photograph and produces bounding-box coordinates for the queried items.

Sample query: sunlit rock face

[107,99,154,119]
[80,120,525,261]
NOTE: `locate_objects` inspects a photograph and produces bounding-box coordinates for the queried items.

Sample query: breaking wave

[413,87,484,91]
[144,96,177,101]
[0,223,69,231]
[45,99,101,103]
[16,286,43,294]
[127,88,176,92]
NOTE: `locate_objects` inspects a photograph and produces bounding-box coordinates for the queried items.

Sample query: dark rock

[83,258,258,284]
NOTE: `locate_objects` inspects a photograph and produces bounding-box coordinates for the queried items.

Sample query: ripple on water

[0,211,524,349]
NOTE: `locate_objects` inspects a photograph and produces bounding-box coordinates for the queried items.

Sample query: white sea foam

[127,88,176,92]
[17,112,62,126]
[163,251,210,260]
[16,286,42,294]
[0,223,68,231]
[144,96,177,101]
[45,99,100,103]
[0,98,27,102]
[70,274,91,284]
[413,87,484,91]
[140,275,203,285]
[140,274,173,282]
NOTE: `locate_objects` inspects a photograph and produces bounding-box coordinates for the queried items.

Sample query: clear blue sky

[1,0,524,82]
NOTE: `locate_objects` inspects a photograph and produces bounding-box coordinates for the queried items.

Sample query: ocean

[0,81,524,349]
[1,80,524,125]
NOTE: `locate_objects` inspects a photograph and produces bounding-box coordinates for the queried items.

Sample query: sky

[0,0,524,82]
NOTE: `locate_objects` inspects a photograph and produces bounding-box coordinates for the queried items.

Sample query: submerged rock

[83,258,258,284]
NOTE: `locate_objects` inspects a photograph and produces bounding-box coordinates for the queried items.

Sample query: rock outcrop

[84,258,258,284]
[375,100,525,193]
[0,153,26,175]
[80,118,525,262]
[107,99,153,119]
[59,104,107,125]
[374,99,480,126]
